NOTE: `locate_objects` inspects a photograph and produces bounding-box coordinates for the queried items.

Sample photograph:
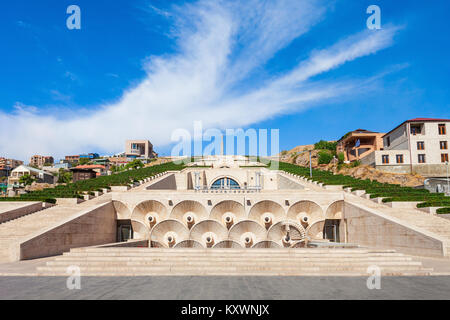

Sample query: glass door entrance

[117,220,133,242]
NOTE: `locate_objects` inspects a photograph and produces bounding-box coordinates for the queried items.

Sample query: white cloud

[0,0,399,160]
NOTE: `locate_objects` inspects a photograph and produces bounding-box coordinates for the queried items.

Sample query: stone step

[62,252,406,258]
[35,271,433,276]
[53,256,413,263]
[66,248,397,254]
[36,265,431,275]
[46,261,422,267]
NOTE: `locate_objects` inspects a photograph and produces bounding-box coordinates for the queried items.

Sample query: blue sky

[0,0,449,160]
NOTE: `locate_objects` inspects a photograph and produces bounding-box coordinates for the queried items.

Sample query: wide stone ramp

[0,194,113,263]
[37,248,433,276]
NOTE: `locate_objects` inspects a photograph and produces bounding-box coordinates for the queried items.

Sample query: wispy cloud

[0,0,400,160]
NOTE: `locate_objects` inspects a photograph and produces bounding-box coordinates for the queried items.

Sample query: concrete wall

[147,174,177,190]
[360,152,376,166]
[17,202,117,261]
[373,150,410,167]
[384,124,409,150]
[374,164,412,174]
[180,168,277,190]
[0,202,43,224]
[343,201,446,257]
[411,164,449,177]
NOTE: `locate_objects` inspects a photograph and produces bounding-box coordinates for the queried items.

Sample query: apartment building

[0,158,23,171]
[336,129,385,162]
[30,155,54,168]
[361,118,450,177]
[65,155,80,163]
[79,153,100,159]
[125,140,156,159]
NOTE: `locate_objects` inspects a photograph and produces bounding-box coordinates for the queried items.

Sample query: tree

[57,169,72,184]
[19,174,35,186]
[338,152,345,164]
[314,140,338,151]
[78,158,91,166]
[125,160,144,170]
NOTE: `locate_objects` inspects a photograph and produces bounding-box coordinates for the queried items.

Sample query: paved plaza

[1,276,450,300]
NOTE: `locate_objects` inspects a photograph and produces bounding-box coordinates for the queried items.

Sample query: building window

[211,177,240,190]
[396,155,404,164]
[438,124,447,135]
[410,124,422,135]
[418,154,426,164]
[417,141,425,150]
[382,155,389,164]
[440,141,448,150]
[442,154,449,163]
[386,136,391,147]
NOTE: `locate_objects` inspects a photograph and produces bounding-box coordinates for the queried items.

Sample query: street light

[446,161,449,195]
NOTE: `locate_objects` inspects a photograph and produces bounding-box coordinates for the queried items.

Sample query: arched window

[211,177,240,190]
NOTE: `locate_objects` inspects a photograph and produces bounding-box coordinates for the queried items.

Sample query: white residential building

[8,165,55,187]
[361,118,450,177]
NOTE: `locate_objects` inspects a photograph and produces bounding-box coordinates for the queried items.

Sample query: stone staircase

[346,193,450,243]
[36,248,433,276]
[0,194,112,262]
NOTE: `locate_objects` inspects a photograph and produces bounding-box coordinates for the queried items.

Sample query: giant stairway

[0,194,112,262]
[36,247,433,276]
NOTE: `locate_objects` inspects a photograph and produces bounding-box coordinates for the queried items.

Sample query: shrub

[437,207,450,214]
[4,161,187,203]
[318,151,334,165]
[350,160,361,168]
[314,140,337,151]
[19,174,35,186]
[269,160,450,207]
[78,158,91,165]
[337,152,345,164]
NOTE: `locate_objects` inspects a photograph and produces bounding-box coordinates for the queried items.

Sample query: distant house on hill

[8,165,55,187]
[337,129,385,163]
[70,165,106,182]
[363,118,450,177]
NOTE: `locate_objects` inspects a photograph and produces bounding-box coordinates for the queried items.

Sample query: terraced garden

[0,162,186,204]
[274,161,450,214]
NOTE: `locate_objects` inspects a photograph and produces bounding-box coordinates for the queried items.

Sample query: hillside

[280,145,425,187]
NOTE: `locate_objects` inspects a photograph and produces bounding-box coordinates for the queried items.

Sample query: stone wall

[0,202,43,224]
[343,201,446,257]
[18,202,117,261]
[147,174,177,190]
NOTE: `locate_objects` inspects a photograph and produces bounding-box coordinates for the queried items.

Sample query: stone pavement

[1,276,450,300]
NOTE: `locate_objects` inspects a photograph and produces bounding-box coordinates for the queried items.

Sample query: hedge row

[0,197,57,204]
[436,207,450,214]
[272,160,450,213]
[6,162,186,203]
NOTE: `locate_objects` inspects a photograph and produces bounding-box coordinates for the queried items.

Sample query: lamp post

[446,161,449,195]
